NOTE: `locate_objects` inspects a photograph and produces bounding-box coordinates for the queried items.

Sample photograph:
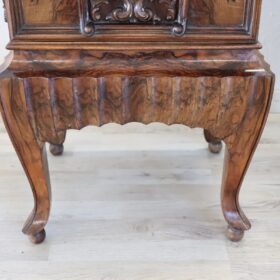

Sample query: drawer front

[5,0,261,48]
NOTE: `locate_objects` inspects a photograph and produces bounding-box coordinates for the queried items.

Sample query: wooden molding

[4,0,262,50]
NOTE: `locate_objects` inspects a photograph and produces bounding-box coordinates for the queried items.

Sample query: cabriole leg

[0,77,51,244]
[221,74,274,241]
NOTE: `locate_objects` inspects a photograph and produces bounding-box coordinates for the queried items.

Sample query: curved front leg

[222,143,251,241]
[221,74,274,241]
[0,77,51,244]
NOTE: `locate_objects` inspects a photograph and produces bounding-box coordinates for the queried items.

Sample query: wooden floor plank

[0,114,280,279]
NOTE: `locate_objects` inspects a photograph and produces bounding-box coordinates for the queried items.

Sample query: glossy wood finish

[0,77,51,244]
[80,0,188,36]
[4,0,261,49]
[0,0,275,243]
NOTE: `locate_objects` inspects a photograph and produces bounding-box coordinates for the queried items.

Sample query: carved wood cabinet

[0,0,275,244]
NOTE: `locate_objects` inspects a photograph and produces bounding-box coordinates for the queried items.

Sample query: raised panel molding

[4,0,261,50]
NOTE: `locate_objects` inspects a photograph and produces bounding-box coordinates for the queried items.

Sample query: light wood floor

[0,114,280,280]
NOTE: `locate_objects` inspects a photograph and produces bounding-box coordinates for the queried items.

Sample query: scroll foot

[29,229,46,244]
[226,226,244,242]
[204,129,222,154]
[208,142,222,154]
[50,143,64,156]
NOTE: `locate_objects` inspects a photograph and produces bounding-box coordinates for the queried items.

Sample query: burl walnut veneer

[0,0,275,244]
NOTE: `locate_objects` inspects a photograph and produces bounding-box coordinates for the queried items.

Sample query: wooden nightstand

[0,0,275,244]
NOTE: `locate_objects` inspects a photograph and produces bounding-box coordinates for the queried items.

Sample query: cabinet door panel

[5,0,260,48]
[18,0,249,29]
[21,0,79,25]
[188,0,247,27]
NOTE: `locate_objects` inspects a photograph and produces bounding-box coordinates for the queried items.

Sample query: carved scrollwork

[91,0,108,21]
[106,0,133,21]
[134,0,158,22]
[79,0,189,36]
[90,0,177,23]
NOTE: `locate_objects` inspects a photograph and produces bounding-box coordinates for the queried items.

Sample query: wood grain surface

[0,0,275,244]
[0,48,275,242]
[4,0,261,49]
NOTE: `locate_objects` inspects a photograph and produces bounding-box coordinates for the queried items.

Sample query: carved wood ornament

[91,0,177,22]
[80,0,188,36]
[0,0,275,245]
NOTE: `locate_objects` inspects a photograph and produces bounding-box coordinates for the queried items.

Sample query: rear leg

[204,129,222,154]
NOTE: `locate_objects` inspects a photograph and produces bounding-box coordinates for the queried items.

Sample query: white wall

[0,2,280,111]
[0,9,9,63]
[259,0,280,112]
